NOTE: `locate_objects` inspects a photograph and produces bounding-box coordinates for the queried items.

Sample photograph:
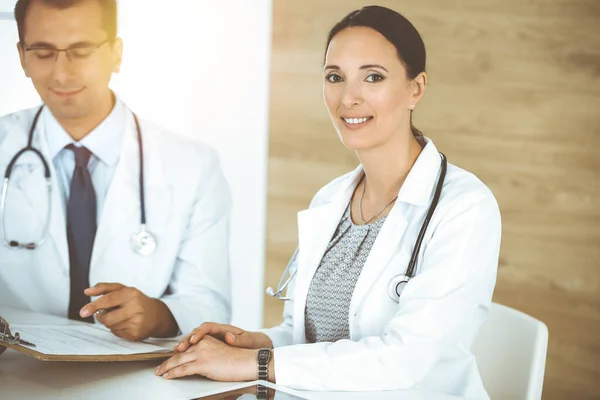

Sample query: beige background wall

[264,1,600,398]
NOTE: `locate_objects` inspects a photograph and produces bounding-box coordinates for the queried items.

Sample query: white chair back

[472,303,549,399]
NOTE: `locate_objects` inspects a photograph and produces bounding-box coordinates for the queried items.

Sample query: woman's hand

[174,322,273,352]
[155,335,258,381]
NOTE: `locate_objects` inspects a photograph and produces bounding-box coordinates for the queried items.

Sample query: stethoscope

[267,152,447,303]
[0,106,157,256]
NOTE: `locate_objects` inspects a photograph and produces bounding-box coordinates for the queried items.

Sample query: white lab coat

[263,139,501,399]
[0,106,232,335]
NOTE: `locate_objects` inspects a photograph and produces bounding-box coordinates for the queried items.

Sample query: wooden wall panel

[264,1,600,398]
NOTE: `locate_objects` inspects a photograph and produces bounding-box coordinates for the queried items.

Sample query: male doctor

[0,0,231,341]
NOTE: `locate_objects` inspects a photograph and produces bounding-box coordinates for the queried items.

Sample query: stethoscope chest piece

[387,274,410,303]
[131,226,157,256]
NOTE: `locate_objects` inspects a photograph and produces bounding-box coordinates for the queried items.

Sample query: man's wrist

[150,299,178,338]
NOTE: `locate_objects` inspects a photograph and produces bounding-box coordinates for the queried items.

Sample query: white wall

[0,1,272,330]
[0,4,40,113]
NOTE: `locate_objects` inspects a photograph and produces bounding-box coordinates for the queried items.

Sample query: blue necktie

[66,145,96,323]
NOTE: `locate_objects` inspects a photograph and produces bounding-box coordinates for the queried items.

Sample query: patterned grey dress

[304,202,387,343]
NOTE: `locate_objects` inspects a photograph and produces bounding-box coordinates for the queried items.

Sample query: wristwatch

[257,348,272,381]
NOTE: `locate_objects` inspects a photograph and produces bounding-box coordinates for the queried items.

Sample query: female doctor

[156,6,501,399]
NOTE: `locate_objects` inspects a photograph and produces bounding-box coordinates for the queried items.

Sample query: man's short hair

[14,0,117,44]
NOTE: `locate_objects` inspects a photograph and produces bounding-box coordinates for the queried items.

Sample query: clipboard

[0,314,174,362]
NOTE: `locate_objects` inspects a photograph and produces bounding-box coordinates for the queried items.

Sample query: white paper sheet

[11,324,172,356]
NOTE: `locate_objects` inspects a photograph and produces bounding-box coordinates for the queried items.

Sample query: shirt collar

[44,96,127,167]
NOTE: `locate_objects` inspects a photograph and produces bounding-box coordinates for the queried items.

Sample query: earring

[409,104,415,110]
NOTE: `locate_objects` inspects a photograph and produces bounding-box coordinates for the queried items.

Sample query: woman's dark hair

[325,5,427,145]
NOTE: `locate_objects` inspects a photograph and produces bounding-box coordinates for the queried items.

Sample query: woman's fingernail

[175,343,180,350]
[155,367,160,375]
[163,373,169,379]
[190,335,196,342]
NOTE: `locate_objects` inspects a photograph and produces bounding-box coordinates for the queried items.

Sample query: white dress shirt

[43,99,126,223]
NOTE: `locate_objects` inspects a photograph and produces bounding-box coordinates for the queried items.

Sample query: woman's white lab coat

[264,139,501,399]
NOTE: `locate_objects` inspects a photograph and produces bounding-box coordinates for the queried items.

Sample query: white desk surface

[0,307,460,400]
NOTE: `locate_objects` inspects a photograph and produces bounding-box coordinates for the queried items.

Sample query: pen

[95,306,120,316]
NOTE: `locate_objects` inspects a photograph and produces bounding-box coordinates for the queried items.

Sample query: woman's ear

[410,72,428,109]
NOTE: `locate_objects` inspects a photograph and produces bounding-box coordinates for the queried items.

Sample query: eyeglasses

[23,39,109,64]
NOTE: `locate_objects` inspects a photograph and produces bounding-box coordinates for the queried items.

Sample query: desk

[0,350,462,400]
[0,308,460,399]
[0,349,259,399]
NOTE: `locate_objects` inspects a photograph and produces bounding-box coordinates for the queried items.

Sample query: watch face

[258,349,270,362]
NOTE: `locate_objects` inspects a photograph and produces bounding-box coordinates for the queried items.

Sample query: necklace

[359,177,398,224]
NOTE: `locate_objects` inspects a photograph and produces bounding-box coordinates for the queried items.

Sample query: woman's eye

[325,74,343,83]
[365,74,384,83]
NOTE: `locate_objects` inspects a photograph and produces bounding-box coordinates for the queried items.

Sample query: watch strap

[257,348,272,381]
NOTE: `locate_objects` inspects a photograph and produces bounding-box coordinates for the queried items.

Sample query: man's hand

[79,283,178,341]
